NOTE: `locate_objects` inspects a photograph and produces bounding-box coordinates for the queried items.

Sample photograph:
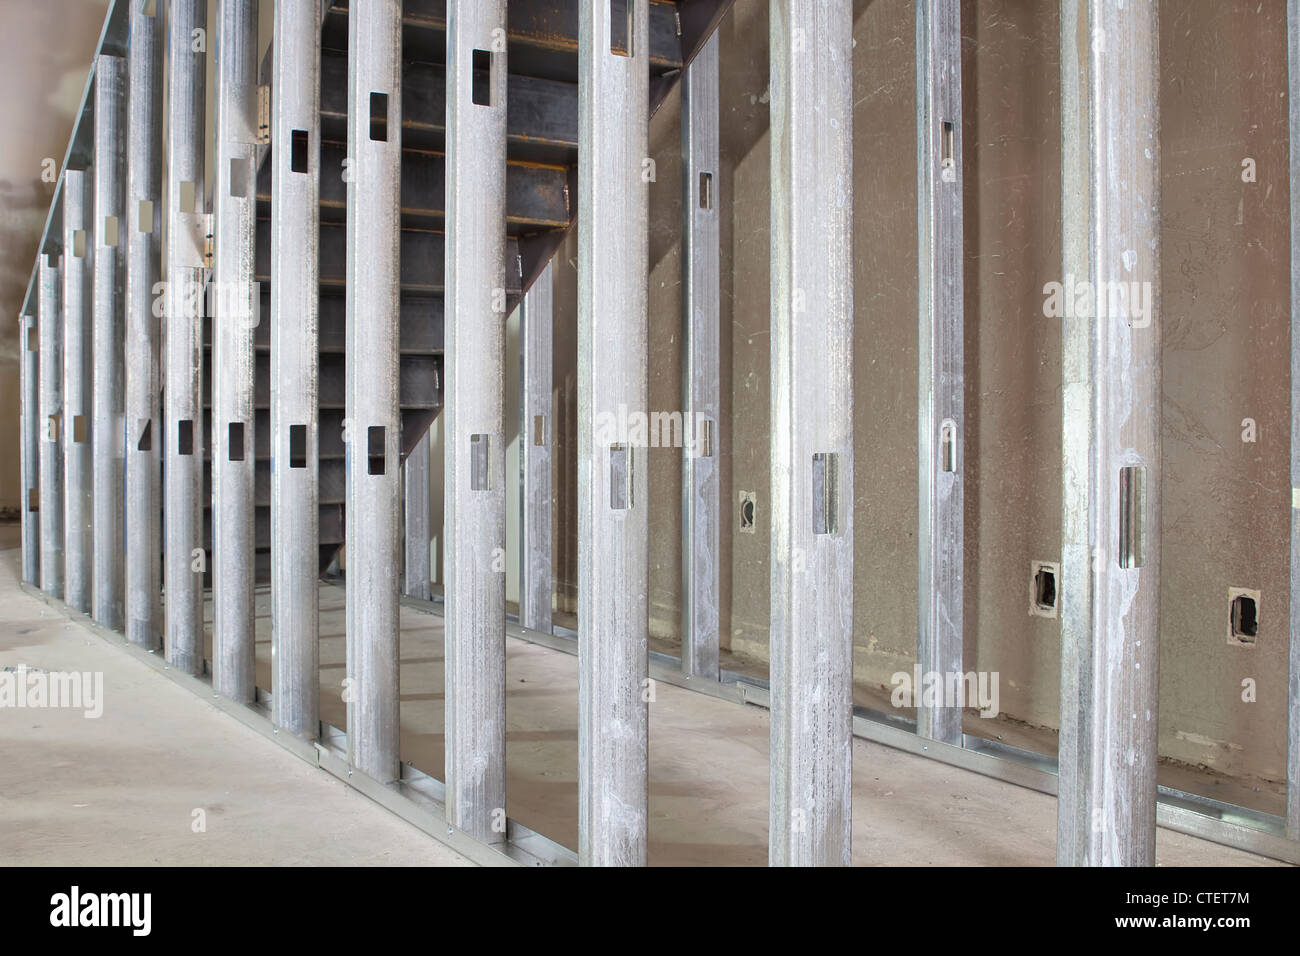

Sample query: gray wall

[540,0,1292,788]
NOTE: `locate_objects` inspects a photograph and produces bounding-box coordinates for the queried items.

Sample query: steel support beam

[39,254,64,598]
[519,261,553,634]
[124,5,163,650]
[92,53,126,629]
[345,0,403,783]
[211,0,259,702]
[768,0,855,867]
[403,433,431,600]
[1288,0,1300,842]
[680,32,721,682]
[272,0,323,740]
[62,169,93,614]
[164,0,208,676]
[444,0,508,843]
[21,309,39,586]
[577,0,650,867]
[1058,0,1162,867]
[915,0,964,745]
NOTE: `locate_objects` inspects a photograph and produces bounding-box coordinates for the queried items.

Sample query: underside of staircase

[187,0,731,580]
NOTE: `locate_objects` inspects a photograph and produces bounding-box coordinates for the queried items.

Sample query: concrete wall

[537,0,1292,787]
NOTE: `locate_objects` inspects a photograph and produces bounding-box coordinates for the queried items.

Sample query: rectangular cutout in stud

[229,157,247,198]
[940,420,957,472]
[470,433,490,490]
[256,85,271,144]
[136,418,151,451]
[1228,587,1260,646]
[812,452,839,535]
[290,129,309,173]
[1030,560,1059,618]
[178,419,194,456]
[610,0,633,57]
[74,414,88,444]
[699,171,713,210]
[28,488,38,513]
[369,92,389,142]
[138,199,154,233]
[47,415,59,443]
[472,49,492,106]
[228,421,245,461]
[73,229,86,258]
[1118,465,1145,569]
[610,443,631,509]
[289,424,306,468]
[143,0,157,16]
[696,418,714,458]
[941,120,955,171]
[27,325,37,351]
[739,491,756,533]
[179,180,196,214]
[368,425,385,475]
[532,415,545,447]
[103,215,119,247]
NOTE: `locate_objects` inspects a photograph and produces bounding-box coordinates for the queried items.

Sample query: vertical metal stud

[124,4,163,650]
[1058,0,1162,866]
[272,0,322,740]
[403,434,431,600]
[211,0,259,703]
[444,0,508,843]
[62,169,94,614]
[768,0,855,867]
[164,0,208,676]
[1286,0,1300,843]
[21,308,40,586]
[39,253,64,598]
[92,53,126,629]
[916,0,964,745]
[345,0,402,783]
[577,0,651,867]
[520,261,553,634]
[680,31,721,682]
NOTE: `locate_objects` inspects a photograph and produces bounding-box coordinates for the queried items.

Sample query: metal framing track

[123,4,162,651]
[443,0,510,843]
[163,0,207,677]
[211,0,260,703]
[62,168,93,614]
[271,0,322,741]
[92,53,126,629]
[1058,0,1163,867]
[39,253,64,598]
[915,0,964,747]
[345,0,403,785]
[519,262,553,635]
[577,0,651,867]
[680,31,721,683]
[768,0,855,867]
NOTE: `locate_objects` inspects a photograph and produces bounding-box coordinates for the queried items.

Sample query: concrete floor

[0,524,1283,866]
[0,530,470,866]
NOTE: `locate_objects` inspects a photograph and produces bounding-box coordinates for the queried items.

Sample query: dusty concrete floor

[1,519,1283,867]
[256,581,1280,865]
[0,530,470,866]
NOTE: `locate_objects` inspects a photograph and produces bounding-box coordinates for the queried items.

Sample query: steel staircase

[191,0,730,579]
